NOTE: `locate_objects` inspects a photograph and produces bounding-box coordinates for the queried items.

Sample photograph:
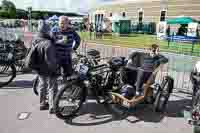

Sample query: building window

[138,11,143,23]
[160,10,166,21]
[110,13,112,17]
[122,12,126,17]
[101,14,103,22]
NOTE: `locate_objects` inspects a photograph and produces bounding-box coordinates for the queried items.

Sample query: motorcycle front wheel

[54,81,87,120]
[32,75,39,96]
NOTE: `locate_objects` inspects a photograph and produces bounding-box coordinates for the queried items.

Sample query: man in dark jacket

[51,16,81,78]
[31,20,57,113]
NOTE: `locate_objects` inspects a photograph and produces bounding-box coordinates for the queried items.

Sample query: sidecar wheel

[154,76,174,112]
[154,91,169,112]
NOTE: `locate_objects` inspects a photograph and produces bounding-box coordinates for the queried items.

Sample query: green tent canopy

[167,17,197,24]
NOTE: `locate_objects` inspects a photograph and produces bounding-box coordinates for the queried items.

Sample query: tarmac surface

[0,73,195,133]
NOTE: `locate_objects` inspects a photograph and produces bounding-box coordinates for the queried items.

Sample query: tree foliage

[0,1,84,20]
[0,0,16,18]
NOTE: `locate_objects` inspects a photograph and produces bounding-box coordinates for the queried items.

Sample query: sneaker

[40,103,49,110]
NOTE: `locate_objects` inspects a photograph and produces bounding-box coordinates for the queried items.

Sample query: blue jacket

[52,28,81,64]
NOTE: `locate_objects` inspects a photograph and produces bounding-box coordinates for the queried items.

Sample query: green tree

[1,0,16,18]
[0,10,8,18]
[16,9,28,19]
[32,12,40,19]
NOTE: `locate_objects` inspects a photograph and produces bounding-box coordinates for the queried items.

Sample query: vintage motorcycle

[53,52,174,120]
[32,49,101,96]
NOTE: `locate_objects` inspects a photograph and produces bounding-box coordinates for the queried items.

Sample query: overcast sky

[0,0,121,12]
[0,0,159,13]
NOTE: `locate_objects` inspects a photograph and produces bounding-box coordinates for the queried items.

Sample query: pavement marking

[17,112,31,120]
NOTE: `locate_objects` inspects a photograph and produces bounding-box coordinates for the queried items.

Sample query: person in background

[166,26,170,36]
[51,16,81,79]
[51,22,59,33]
[191,61,200,97]
[28,20,58,114]
[89,23,94,40]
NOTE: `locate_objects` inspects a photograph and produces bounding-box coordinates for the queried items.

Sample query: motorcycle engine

[120,84,136,100]
[87,49,101,61]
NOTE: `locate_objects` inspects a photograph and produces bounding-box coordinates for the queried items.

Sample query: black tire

[192,89,200,109]
[192,85,200,106]
[154,76,174,112]
[33,76,39,96]
[0,64,16,88]
[194,126,200,133]
[54,81,86,120]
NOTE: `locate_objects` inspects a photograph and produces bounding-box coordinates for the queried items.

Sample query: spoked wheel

[0,65,6,72]
[154,76,174,112]
[54,81,86,120]
[0,64,16,88]
[33,75,39,96]
[191,90,200,122]
[0,65,9,73]
[193,90,200,109]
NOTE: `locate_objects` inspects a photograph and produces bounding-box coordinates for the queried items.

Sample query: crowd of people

[26,16,81,114]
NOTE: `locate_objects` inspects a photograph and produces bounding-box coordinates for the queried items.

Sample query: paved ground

[0,73,196,133]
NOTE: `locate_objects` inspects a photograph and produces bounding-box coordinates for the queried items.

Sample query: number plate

[76,63,89,74]
[122,100,130,108]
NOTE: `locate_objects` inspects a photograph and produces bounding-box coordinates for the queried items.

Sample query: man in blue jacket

[51,16,81,77]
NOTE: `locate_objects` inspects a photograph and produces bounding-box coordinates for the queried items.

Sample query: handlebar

[72,50,87,58]
[90,64,108,70]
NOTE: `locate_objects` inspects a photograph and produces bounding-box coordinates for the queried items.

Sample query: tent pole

[168,37,170,48]
[191,40,195,55]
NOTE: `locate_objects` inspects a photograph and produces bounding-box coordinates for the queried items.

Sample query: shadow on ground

[64,102,127,126]
[64,95,192,126]
[1,80,34,89]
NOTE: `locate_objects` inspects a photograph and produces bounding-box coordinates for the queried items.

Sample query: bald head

[59,16,70,31]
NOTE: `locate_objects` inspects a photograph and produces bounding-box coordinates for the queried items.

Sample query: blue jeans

[38,75,58,109]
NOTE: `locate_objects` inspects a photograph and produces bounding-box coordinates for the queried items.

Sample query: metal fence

[1,26,198,93]
[78,42,200,93]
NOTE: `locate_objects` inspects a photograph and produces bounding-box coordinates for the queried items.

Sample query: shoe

[49,108,55,114]
[40,103,49,110]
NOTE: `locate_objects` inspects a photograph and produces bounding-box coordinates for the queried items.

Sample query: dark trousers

[121,67,153,92]
[60,63,73,77]
[136,71,152,92]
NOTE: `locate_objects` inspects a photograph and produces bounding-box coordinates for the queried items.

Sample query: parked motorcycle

[0,40,16,88]
[53,56,126,119]
[32,49,101,96]
[53,52,174,120]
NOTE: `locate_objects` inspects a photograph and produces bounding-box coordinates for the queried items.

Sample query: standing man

[52,16,81,78]
[89,23,94,40]
[27,20,58,113]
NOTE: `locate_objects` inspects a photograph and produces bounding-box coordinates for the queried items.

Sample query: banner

[187,22,198,37]
[157,21,167,39]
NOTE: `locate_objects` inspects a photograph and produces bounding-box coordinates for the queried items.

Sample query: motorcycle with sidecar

[53,51,174,120]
